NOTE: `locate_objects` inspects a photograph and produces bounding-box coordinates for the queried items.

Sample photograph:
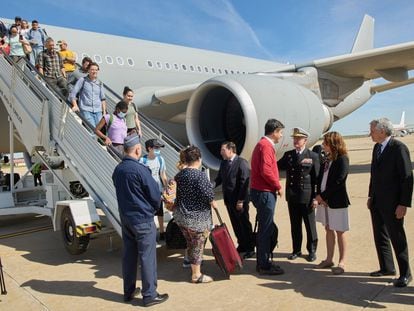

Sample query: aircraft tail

[351,15,374,53]
[399,111,406,126]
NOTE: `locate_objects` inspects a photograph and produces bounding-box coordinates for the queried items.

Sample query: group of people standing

[112,116,412,307]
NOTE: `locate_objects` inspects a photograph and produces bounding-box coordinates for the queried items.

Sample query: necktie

[376,144,382,160]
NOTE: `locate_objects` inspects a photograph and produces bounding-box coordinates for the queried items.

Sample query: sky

[2,0,414,135]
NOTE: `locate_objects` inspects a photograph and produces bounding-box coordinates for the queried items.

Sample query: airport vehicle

[0,15,412,254]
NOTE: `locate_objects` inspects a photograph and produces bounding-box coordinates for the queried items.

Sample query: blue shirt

[27,28,46,48]
[69,76,106,112]
[112,156,161,223]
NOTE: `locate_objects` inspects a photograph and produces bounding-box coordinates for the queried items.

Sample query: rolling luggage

[209,208,243,278]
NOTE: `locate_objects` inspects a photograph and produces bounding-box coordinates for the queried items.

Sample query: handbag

[0,43,10,55]
[252,217,278,259]
[22,42,32,55]
[165,218,187,249]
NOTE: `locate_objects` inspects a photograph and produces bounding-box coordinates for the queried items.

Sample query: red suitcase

[209,208,243,278]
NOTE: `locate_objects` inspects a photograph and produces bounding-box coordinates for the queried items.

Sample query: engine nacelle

[186,75,333,170]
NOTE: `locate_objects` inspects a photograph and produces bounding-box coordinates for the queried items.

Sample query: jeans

[80,110,103,128]
[250,189,276,269]
[121,217,158,302]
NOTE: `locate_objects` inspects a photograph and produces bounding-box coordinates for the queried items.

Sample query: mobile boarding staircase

[0,54,186,254]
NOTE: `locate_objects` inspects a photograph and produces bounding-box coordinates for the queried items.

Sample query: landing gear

[61,208,90,255]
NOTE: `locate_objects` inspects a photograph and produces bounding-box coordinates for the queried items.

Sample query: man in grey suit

[367,118,413,287]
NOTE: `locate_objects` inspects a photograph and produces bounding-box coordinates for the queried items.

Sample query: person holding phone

[5,25,26,62]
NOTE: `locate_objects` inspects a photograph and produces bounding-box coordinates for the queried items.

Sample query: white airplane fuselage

[0,18,380,169]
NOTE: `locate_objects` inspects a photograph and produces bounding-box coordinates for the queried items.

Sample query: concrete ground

[0,135,413,310]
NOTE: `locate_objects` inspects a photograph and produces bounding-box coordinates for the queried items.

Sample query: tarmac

[0,135,413,310]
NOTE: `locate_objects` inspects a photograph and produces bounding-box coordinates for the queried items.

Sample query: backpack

[28,27,47,45]
[165,218,187,249]
[76,77,103,99]
[100,114,114,136]
[253,218,278,260]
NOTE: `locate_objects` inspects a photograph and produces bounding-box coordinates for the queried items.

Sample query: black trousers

[225,200,255,253]
[33,173,42,186]
[370,206,411,277]
[287,202,318,254]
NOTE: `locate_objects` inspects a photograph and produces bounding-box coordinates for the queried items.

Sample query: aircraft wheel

[61,208,90,255]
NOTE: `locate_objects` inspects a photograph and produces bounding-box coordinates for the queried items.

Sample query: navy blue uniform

[112,156,161,304]
[278,148,320,256]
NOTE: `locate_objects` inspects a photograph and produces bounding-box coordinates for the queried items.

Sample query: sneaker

[182,259,191,268]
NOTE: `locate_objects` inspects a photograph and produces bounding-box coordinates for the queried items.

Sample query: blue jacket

[112,156,161,223]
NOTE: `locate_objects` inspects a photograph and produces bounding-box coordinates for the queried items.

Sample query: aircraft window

[174,63,179,71]
[106,56,113,64]
[147,60,153,68]
[116,57,124,65]
[218,68,222,74]
[211,68,216,74]
[181,64,187,71]
[94,55,102,63]
[204,66,209,73]
[156,61,162,69]
[189,65,195,72]
[230,70,234,74]
[165,62,171,70]
[127,58,134,66]
[197,65,202,72]
[224,69,229,74]
[236,70,240,74]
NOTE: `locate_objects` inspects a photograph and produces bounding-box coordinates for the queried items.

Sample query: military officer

[278,127,320,262]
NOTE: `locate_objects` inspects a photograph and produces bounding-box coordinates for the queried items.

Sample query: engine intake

[186,75,332,170]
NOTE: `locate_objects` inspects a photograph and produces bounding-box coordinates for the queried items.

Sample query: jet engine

[186,75,333,170]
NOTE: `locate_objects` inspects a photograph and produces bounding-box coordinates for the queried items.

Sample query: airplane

[392,111,413,136]
[0,15,413,171]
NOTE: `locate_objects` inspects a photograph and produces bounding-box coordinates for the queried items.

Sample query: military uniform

[278,128,320,261]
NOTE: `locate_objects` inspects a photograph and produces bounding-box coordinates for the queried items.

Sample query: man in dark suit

[214,141,255,259]
[278,128,320,262]
[368,118,413,287]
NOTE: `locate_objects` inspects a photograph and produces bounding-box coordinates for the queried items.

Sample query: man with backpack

[69,62,107,128]
[140,139,168,241]
[27,20,47,65]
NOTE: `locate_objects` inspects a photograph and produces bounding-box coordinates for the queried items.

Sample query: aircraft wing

[154,83,200,104]
[297,41,414,82]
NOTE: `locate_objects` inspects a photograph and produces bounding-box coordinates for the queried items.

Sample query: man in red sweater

[250,119,285,275]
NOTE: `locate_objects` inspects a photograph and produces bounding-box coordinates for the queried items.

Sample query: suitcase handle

[213,207,223,225]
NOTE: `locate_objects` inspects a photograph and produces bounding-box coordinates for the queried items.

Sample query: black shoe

[393,275,412,288]
[243,251,256,259]
[257,264,284,275]
[123,287,140,302]
[306,253,317,262]
[370,270,396,277]
[287,252,302,260]
[144,293,169,307]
